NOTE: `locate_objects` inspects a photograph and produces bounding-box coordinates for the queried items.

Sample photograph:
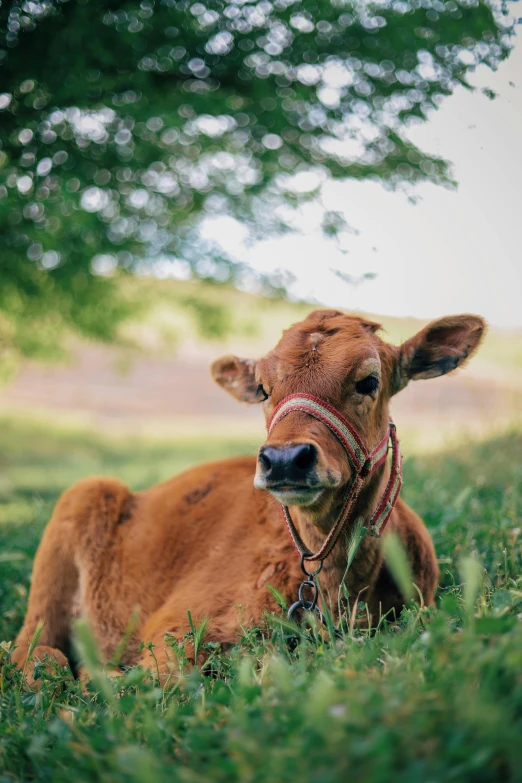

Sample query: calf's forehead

[258,311,394,394]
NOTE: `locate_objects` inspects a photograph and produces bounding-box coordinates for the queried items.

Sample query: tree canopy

[0,0,513,364]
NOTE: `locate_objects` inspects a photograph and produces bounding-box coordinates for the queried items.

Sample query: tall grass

[1,417,522,782]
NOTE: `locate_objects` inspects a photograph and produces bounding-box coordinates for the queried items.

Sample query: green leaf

[475,616,517,635]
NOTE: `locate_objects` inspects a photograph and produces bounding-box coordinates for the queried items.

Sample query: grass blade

[108,605,140,668]
[381,533,415,604]
[72,619,116,707]
[27,620,45,661]
[266,584,288,611]
[459,556,483,621]
[187,610,208,665]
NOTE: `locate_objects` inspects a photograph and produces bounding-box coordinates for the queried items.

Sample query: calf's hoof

[11,644,70,689]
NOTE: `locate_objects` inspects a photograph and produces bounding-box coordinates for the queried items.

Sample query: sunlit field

[1,414,522,781]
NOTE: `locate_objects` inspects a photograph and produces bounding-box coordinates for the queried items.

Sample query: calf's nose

[258,443,317,483]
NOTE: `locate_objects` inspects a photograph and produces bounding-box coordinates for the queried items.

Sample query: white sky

[204,25,522,328]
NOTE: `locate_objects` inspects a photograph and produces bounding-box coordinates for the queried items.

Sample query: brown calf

[12,310,485,681]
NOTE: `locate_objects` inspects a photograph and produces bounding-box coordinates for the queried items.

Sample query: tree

[0,0,513,364]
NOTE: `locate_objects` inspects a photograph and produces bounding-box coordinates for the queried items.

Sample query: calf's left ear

[211,355,265,403]
[397,314,486,388]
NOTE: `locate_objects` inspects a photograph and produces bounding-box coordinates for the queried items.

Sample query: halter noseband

[267,393,403,564]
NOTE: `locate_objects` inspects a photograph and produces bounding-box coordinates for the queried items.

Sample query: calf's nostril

[293,444,316,471]
[258,448,272,472]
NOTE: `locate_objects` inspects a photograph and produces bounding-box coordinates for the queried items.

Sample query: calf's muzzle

[258,443,317,485]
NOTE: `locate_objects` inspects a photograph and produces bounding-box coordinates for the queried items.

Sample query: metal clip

[299,555,323,578]
[288,561,323,623]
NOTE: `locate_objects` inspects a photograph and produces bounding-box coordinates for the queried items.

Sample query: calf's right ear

[211,355,265,404]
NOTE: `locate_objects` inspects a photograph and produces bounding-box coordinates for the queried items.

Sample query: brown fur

[12,310,485,681]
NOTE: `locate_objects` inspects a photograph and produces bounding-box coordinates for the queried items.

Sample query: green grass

[1,417,522,782]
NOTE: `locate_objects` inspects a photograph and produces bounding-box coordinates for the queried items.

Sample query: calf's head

[212,310,484,512]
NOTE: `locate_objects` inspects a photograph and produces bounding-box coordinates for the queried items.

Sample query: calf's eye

[355,376,379,395]
[257,384,269,401]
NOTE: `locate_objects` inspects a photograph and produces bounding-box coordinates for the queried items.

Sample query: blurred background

[0,0,521,456]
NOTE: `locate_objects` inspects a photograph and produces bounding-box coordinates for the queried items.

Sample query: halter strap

[267,393,403,562]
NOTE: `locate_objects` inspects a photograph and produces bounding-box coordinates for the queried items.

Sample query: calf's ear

[397,314,486,387]
[211,355,264,403]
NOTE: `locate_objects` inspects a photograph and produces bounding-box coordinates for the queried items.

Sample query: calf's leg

[11,501,78,681]
[138,588,246,680]
[12,477,131,684]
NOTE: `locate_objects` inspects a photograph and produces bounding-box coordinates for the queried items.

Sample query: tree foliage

[0,0,513,361]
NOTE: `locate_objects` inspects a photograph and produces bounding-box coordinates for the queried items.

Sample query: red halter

[267,393,403,563]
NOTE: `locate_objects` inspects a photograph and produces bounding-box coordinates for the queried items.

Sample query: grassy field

[1,416,522,782]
